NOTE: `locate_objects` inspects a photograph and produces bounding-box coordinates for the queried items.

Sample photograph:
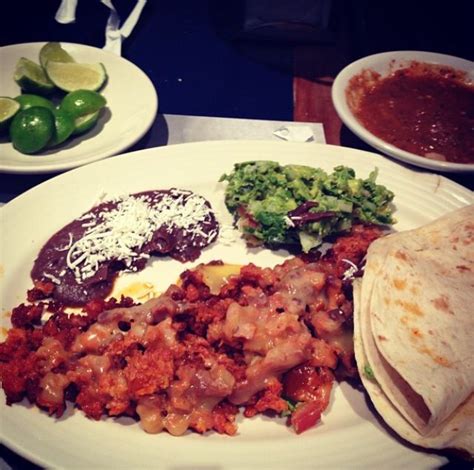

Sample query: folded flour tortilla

[353,204,474,455]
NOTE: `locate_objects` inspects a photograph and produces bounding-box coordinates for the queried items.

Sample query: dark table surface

[0,1,473,468]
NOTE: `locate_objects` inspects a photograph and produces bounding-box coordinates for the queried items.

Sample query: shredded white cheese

[43,273,62,285]
[66,190,215,283]
[218,223,240,246]
[55,232,74,252]
[341,258,359,281]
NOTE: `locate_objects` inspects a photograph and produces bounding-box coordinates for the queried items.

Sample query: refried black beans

[31,189,219,306]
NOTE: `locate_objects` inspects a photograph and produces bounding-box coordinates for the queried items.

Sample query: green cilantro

[363,364,376,381]
[281,399,299,417]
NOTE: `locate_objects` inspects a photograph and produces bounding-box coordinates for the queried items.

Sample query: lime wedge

[73,110,101,135]
[60,90,107,119]
[14,94,55,112]
[49,108,75,147]
[10,107,55,154]
[46,61,107,92]
[14,58,55,95]
[0,97,21,133]
[39,42,75,69]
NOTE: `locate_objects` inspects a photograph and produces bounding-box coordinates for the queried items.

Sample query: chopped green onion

[281,399,298,417]
[363,364,375,381]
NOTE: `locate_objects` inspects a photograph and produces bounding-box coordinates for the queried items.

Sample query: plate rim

[3,140,473,212]
[331,50,474,173]
[0,41,159,175]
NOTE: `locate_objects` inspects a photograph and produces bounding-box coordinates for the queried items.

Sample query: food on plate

[45,61,107,93]
[60,90,107,119]
[39,42,75,69]
[0,97,20,133]
[6,90,107,154]
[14,94,55,112]
[14,43,107,96]
[30,189,219,306]
[9,106,55,154]
[72,110,100,135]
[4,42,109,154]
[52,89,107,142]
[0,224,383,436]
[14,57,55,95]
[49,107,76,146]
[353,205,474,456]
[220,161,395,252]
[346,61,474,164]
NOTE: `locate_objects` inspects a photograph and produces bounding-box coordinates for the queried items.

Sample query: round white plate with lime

[0,42,158,174]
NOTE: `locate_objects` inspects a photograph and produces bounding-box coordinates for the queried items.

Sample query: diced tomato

[291,400,324,434]
[285,366,334,433]
[283,365,334,402]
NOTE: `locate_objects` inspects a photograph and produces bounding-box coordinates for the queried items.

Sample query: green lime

[9,107,55,154]
[60,90,106,119]
[0,97,20,134]
[14,94,55,112]
[46,61,107,92]
[39,42,75,69]
[14,57,55,95]
[49,108,75,146]
[72,110,100,135]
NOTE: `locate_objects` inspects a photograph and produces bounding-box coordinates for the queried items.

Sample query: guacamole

[220,161,395,252]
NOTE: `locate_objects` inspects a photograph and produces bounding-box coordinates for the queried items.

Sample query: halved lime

[39,42,75,69]
[46,61,107,92]
[14,57,55,95]
[72,110,101,135]
[14,94,55,112]
[49,108,75,146]
[60,90,107,119]
[0,97,21,134]
[10,106,55,154]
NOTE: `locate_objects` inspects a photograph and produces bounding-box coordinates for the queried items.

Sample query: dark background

[1,1,472,121]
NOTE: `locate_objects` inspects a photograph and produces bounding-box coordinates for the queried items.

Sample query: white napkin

[54,0,147,56]
[55,0,78,24]
[273,125,315,142]
[102,0,147,55]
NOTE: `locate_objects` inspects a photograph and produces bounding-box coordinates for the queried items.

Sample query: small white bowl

[332,51,474,173]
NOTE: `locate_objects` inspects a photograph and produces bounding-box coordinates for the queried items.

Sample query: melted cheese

[199,264,242,294]
[110,281,159,302]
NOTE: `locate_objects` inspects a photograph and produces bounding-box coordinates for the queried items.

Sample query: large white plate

[0,42,158,174]
[1,141,473,469]
[332,51,474,173]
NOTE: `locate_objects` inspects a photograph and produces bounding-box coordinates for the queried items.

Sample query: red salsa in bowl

[346,61,474,165]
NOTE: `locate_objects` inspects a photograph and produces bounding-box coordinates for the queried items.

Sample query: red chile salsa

[30,189,219,306]
[347,62,474,164]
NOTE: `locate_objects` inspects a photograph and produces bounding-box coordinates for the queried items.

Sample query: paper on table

[273,125,315,142]
[54,0,147,56]
[160,115,326,146]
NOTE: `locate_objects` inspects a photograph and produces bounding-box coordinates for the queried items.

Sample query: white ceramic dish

[0,42,158,174]
[1,141,473,469]
[332,51,474,173]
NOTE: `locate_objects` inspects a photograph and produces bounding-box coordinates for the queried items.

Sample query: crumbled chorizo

[0,225,381,435]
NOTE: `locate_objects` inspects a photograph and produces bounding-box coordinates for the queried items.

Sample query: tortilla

[353,204,474,456]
